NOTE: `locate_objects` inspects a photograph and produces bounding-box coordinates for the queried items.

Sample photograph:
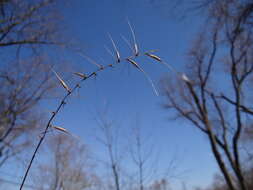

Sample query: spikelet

[116,51,120,63]
[126,58,159,96]
[181,73,191,83]
[52,69,71,93]
[108,33,121,63]
[52,126,70,135]
[126,58,140,69]
[145,53,162,62]
[145,53,177,73]
[127,18,139,56]
[134,43,139,56]
[74,72,87,79]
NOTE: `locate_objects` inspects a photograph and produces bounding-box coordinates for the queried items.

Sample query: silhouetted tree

[33,133,98,190]
[0,58,55,167]
[0,0,69,168]
[161,1,253,190]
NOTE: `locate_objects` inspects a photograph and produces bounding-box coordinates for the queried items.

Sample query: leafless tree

[128,118,158,190]
[0,0,71,168]
[94,110,177,190]
[0,0,63,50]
[95,110,122,190]
[33,133,98,190]
[0,57,55,167]
[160,1,253,190]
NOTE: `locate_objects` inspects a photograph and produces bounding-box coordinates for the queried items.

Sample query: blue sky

[1,1,220,189]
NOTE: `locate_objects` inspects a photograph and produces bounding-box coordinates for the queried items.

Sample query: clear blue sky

[1,1,220,189]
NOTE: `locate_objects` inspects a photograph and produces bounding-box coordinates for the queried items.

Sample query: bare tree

[151,0,253,18]
[128,118,158,190]
[0,0,71,168]
[160,1,253,190]
[95,110,122,190]
[94,110,177,190]
[0,57,55,167]
[0,0,63,49]
[33,133,98,190]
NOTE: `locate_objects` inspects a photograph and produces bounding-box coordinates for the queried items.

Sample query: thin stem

[19,50,156,189]
[20,64,111,189]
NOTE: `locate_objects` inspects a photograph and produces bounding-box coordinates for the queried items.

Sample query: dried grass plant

[19,22,188,189]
